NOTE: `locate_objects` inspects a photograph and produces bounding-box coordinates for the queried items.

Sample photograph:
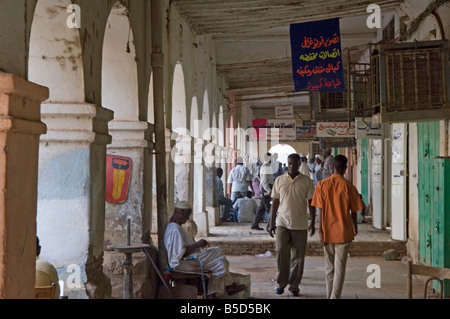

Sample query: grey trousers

[323,242,351,299]
[276,226,307,293]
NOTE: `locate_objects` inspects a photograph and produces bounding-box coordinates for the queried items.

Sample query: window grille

[317,62,372,116]
[383,18,395,42]
[371,40,450,122]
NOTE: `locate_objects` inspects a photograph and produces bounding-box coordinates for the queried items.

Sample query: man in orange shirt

[311,155,363,299]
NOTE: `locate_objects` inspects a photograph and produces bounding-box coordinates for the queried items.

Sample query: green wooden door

[433,158,450,296]
[417,122,449,297]
[360,139,369,204]
[417,122,440,265]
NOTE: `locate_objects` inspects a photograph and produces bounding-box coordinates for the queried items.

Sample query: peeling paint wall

[395,0,450,261]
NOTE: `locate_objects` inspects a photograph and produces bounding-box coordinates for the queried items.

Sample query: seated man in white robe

[164,201,246,298]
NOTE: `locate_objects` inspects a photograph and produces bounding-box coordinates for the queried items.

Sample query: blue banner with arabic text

[290,18,345,92]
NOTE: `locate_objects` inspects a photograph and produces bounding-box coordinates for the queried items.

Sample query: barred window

[371,41,449,122]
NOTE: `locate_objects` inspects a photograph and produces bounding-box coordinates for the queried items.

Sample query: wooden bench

[407,261,450,299]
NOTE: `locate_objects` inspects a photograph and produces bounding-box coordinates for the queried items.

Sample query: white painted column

[391,123,407,241]
[193,137,209,237]
[37,102,113,299]
[103,120,151,299]
[105,120,149,244]
[371,138,384,230]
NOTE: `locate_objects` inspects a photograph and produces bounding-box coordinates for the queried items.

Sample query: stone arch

[29,0,87,264]
[218,106,225,147]
[28,0,114,299]
[190,97,203,213]
[217,106,227,176]
[190,96,201,139]
[172,62,187,131]
[102,1,139,121]
[102,2,141,244]
[101,2,149,299]
[172,62,189,202]
[202,90,211,141]
[29,0,84,102]
[269,144,297,166]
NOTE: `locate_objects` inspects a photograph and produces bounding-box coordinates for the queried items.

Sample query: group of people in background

[214,148,366,299]
[217,148,340,227]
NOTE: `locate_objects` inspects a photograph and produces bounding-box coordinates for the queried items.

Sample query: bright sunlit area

[269,144,297,165]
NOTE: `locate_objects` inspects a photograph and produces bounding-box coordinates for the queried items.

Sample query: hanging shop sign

[290,17,345,92]
[316,121,355,138]
[106,155,133,204]
[355,117,384,139]
[296,127,316,139]
[252,119,296,141]
[275,101,294,118]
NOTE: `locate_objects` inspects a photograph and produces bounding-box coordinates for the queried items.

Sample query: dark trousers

[252,194,271,227]
[276,227,307,292]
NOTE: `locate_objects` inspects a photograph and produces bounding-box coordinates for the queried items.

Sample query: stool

[168,270,212,299]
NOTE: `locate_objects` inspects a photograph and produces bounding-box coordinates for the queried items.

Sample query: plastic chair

[35,282,58,299]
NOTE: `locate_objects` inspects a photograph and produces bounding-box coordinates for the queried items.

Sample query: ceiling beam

[217,58,292,71]
[213,31,378,42]
[229,84,295,94]
[236,92,309,103]
[174,0,401,13]
[174,0,402,35]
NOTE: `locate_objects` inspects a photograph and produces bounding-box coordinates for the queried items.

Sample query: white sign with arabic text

[316,121,355,138]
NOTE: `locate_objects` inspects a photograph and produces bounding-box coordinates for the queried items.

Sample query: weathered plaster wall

[0,73,48,298]
[28,0,152,299]
[0,0,38,77]
[395,0,449,260]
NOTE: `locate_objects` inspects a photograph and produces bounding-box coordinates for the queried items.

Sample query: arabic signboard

[106,155,132,204]
[252,119,296,141]
[275,101,294,118]
[355,117,384,139]
[290,18,345,92]
[296,127,316,139]
[316,122,355,138]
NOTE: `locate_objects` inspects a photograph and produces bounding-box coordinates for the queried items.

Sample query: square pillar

[103,120,154,299]
[37,102,113,299]
[0,73,48,299]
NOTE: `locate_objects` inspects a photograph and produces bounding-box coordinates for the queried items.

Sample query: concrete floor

[200,220,428,299]
[227,255,425,299]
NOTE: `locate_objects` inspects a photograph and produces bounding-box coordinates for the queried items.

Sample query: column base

[206,206,220,227]
[193,212,210,237]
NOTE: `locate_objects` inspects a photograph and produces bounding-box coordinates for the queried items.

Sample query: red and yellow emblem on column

[106,155,132,204]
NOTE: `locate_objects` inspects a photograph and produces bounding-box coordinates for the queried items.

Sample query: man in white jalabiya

[299,153,310,177]
[164,201,246,298]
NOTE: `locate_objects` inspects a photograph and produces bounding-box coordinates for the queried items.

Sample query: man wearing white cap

[299,153,310,177]
[164,201,246,298]
[322,149,335,179]
[314,154,324,188]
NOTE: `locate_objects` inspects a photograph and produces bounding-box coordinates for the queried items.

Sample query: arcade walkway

[199,220,427,299]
